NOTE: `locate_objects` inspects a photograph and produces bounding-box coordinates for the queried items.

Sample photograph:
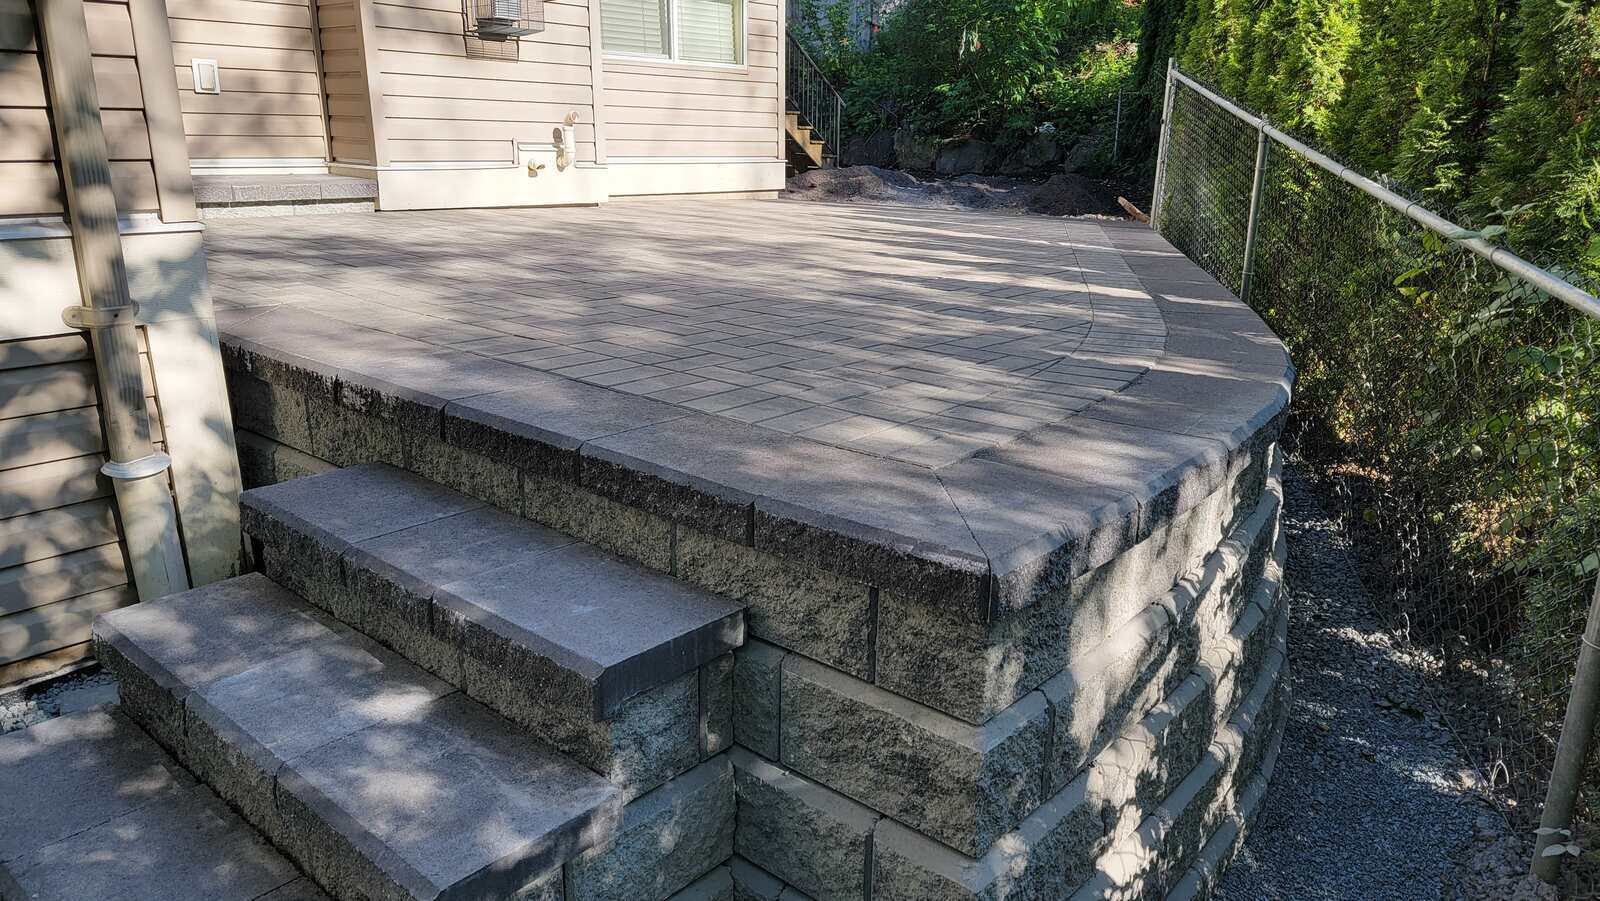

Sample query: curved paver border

[216,215,1291,623]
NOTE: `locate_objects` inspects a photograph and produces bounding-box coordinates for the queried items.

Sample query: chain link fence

[1152,65,1600,878]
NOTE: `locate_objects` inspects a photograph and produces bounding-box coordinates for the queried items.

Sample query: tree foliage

[802,0,1140,152]
[1140,0,1600,276]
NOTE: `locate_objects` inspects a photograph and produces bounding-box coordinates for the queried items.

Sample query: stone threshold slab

[94,574,622,901]
[218,279,1288,623]
[0,709,328,901]
[241,463,745,720]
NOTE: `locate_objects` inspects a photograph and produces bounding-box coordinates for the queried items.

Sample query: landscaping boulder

[844,130,896,168]
[999,132,1061,175]
[1061,132,1108,174]
[934,138,998,176]
[894,129,940,172]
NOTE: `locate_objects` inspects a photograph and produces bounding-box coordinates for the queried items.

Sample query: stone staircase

[5,464,747,901]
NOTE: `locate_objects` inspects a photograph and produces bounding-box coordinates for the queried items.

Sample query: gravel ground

[1218,466,1557,901]
[0,666,119,736]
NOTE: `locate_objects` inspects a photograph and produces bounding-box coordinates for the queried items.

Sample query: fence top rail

[1167,63,1600,322]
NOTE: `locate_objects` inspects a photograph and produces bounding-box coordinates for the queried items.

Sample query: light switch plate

[192,58,221,95]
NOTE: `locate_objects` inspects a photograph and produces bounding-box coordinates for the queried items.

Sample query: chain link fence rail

[1150,61,1600,885]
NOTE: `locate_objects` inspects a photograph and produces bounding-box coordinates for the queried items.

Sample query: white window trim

[602,0,747,69]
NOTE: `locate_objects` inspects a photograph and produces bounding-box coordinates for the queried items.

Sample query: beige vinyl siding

[167,0,329,161]
[320,0,376,162]
[0,0,160,216]
[0,334,166,685]
[372,0,598,165]
[600,0,778,159]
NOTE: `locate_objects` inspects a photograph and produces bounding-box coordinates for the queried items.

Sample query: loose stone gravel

[0,666,120,735]
[1218,465,1556,901]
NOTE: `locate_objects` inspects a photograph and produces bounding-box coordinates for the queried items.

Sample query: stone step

[0,709,327,901]
[94,574,623,901]
[241,463,746,797]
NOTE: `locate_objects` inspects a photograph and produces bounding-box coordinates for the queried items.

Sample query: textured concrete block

[523,474,673,573]
[873,588,1070,725]
[1088,673,1217,841]
[303,395,408,467]
[876,464,1278,726]
[409,433,523,512]
[731,748,878,901]
[779,655,1050,856]
[226,373,311,452]
[871,771,1108,901]
[93,629,188,756]
[1043,604,1175,794]
[677,528,873,679]
[464,664,701,802]
[566,758,735,901]
[702,654,735,757]
[734,641,786,760]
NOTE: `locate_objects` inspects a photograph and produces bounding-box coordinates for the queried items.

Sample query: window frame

[601,0,747,70]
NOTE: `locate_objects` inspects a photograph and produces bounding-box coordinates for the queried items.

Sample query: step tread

[243,464,745,718]
[0,709,328,901]
[95,574,622,901]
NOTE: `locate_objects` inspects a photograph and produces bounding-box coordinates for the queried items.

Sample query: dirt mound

[787,165,1129,218]
[1025,173,1125,216]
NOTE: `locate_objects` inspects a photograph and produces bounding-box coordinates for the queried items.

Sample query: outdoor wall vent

[466,0,544,39]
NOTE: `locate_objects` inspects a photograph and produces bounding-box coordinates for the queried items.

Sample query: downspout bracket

[63,302,140,329]
[102,451,173,481]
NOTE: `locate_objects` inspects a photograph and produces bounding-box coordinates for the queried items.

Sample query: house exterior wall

[319,0,378,163]
[599,0,783,162]
[166,0,787,206]
[1,0,159,216]
[370,0,599,166]
[0,0,242,688]
[168,0,330,172]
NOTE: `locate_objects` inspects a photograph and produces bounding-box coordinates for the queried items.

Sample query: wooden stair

[785,109,830,173]
[784,34,843,174]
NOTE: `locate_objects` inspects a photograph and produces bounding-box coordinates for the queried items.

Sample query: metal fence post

[1151,58,1178,230]
[1113,87,1123,162]
[1533,573,1600,882]
[1239,124,1269,304]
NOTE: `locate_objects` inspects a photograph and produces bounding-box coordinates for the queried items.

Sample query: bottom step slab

[0,709,327,901]
[94,573,622,901]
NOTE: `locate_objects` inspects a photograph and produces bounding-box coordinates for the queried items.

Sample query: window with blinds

[600,0,743,64]
[600,0,668,56]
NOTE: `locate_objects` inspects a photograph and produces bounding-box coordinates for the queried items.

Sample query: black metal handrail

[785,33,844,160]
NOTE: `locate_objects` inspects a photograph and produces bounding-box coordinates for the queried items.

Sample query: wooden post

[128,0,197,222]
[37,0,191,601]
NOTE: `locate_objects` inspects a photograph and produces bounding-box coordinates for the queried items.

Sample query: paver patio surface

[205,199,1166,468]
